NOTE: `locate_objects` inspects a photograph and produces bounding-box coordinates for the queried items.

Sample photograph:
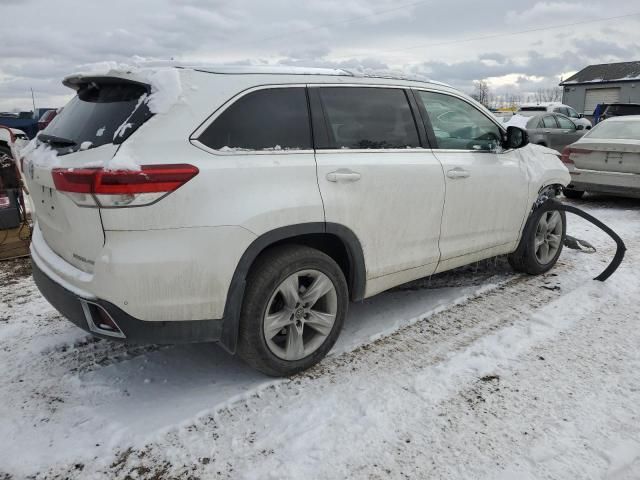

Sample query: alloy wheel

[263,269,338,361]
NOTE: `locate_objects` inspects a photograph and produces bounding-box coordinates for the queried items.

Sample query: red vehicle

[38,109,59,130]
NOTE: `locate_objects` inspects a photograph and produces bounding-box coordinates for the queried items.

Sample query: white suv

[22,65,570,376]
[518,103,592,130]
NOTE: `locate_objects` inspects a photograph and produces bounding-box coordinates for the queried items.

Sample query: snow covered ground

[1,195,639,479]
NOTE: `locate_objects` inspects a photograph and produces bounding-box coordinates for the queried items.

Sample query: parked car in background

[38,109,59,130]
[23,65,570,376]
[595,103,640,124]
[518,102,592,130]
[504,112,587,152]
[562,116,640,199]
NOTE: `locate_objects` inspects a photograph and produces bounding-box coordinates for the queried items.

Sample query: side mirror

[579,113,584,118]
[505,126,529,149]
[576,125,585,131]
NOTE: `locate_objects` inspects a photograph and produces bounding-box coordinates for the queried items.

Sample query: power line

[224,0,431,49]
[367,11,640,56]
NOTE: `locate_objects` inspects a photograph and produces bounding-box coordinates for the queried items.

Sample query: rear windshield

[586,120,640,140]
[604,104,640,116]
[41,82,152,154]
[519,106,547,112]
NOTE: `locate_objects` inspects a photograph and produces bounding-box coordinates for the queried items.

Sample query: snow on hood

[502,114,531,130]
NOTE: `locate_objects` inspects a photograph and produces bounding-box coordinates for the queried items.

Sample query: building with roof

[559,61,640,116]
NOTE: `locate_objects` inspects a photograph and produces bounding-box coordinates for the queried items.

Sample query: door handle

[446,168,470,179]
[326,169,361,183]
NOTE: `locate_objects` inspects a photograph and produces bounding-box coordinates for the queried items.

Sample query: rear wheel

[237,245,348,376]
[564,189,584,200]
[509,205,566,275]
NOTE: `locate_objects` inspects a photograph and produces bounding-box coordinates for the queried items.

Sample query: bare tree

[535,87,563,103]
[472,80,491,108]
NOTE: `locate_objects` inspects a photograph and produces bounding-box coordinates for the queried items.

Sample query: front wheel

[237,245,348,376]
[509,205,566,275]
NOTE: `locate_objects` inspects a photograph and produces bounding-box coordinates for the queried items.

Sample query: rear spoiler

[62,73,149,91]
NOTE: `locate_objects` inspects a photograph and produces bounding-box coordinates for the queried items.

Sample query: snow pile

[19,139,59,167]
[67,62,183,116]
[79,141,93,151]
[502,114,531,129]
[143,69,182,115]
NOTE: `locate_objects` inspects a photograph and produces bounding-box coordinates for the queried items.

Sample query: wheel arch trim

[218,222,366,353]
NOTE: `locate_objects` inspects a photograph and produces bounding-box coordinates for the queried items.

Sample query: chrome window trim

[190,82,511,156]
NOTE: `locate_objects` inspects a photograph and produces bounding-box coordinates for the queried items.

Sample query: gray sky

[1,0,639,111]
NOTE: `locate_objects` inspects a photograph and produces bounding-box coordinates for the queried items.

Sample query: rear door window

[317,87,420,149]
[198,87,312,151]
[543,116,559,128]
[556,115,575,129]
[41,82,152,154]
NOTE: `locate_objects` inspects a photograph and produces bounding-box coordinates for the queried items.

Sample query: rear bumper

[568,169,640,197]
[32,258,224,344]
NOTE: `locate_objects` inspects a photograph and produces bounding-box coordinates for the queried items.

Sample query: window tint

[605,104,640,116]
[418,91,502,150]
[42,82,152,155]
[567,107,580,118]
[556,115,575,129]
[543,116,558,128]
[199,88,311,150]
[318,87,420,149]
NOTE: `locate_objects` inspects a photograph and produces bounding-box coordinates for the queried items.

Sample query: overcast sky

[1,0,639,111]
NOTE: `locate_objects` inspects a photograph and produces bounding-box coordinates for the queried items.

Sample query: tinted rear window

[519,106,547,112]
[604,105,640,116]
[318,87,420,149]
[42,82,152,153]
[198,88,311,151]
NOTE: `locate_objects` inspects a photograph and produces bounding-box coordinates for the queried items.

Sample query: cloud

[1,0,639,110]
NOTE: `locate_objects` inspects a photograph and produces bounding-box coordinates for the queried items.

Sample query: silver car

[509,112,587,151]
[562,115,640,199]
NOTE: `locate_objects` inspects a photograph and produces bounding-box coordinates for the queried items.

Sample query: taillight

[51,164,199,208]
[561,147,590,165]
[0,193,10,209]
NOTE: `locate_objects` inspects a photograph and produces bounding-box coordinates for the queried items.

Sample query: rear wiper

[38,133,77,147]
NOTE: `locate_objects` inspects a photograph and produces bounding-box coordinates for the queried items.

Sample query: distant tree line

[470,79,563,109]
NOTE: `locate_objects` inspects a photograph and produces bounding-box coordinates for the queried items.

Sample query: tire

[237,244,348,376]
[564,189,584,200]
[508,203,566,275]
[0,144,12,159]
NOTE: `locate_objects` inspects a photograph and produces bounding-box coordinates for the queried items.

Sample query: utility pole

[30,88,36,118]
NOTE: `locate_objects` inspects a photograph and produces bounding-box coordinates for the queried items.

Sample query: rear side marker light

[51,164,199,208]
[561,147,591,165]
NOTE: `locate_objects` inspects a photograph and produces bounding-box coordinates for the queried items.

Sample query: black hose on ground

[533,200,626,282]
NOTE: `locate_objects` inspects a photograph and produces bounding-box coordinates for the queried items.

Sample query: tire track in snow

[48,250,612,479]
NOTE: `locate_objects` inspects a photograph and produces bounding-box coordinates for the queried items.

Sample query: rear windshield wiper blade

[38,133,77,147]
